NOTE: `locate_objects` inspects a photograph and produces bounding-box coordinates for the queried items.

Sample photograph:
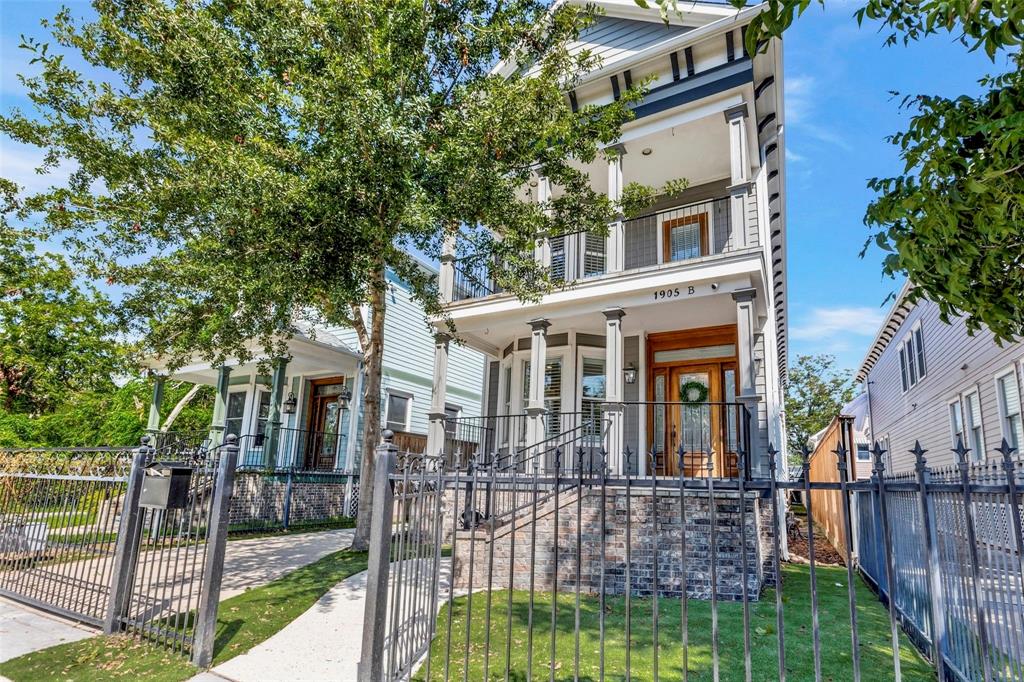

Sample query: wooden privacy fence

[806,415,857,562]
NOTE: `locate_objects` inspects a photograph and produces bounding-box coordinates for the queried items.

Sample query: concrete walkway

[0,528,354,664]
[201,558,452,682]
[0,598,92,663]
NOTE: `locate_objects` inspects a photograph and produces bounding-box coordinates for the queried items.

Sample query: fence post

[282,468,293,530]
[192,435,239,668]
[912,441,946,678]
[103,438,151,634]
[357,431,398,682]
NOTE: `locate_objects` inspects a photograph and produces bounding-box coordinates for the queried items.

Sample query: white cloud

[784,73,852,151]
[790,306,886,342]
[786,148,807,163]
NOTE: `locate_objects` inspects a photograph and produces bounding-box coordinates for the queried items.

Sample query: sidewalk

[0,528,354,664]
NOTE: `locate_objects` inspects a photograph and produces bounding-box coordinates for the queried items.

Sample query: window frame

[948,396,965,448]
[384,390,413,433]
[897,322,927,393]
[960,387,985,461]
[224,390,248,438]
[994,364,1024,451]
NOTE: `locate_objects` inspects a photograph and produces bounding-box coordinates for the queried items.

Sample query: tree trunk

[160,383,203,432]
[350,268,387,551]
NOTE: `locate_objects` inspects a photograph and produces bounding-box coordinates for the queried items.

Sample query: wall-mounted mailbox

[140,462,193,510]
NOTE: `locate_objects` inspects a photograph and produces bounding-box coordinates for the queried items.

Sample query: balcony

[447,194,742,303]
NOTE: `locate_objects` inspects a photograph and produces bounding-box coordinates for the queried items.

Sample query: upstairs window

[898,323,926,391]
[996,368,1023,451]
[962,390,985,460]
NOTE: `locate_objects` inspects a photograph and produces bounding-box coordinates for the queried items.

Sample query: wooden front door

[304,377,346,470]
[653,365,721,477]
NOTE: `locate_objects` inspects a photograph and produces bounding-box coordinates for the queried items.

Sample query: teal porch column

[208,365,232,448]
[262,357,289,469]
[146,374,166,436]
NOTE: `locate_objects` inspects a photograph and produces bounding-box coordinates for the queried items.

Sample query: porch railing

[623,195,733,270]
[235,426,352,472]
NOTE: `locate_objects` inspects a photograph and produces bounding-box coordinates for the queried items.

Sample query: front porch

[428,280,774,478]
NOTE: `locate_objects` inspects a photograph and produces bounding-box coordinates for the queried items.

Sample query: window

[962,390,985,460]
[385,392,411,432]
[856,443,871,462]
[522,358,563,437]
[225,392,247,437]
[996,369,1023,450]
[898,323,927,391]
[948,398,965,448]
[664,215,708,262]
[443,404,461,438]
[254,391,272,445]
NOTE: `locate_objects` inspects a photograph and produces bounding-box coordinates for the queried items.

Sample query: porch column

[208,365,232,448]
[603,308,626,473]
[725,103,751,249]
[438,233,456,303]
[262,357,289,469]
[525,319,551,450]
[733,287,761,474]
[146,374,165,436]
[426,332,451,458]
[606,147,625,273]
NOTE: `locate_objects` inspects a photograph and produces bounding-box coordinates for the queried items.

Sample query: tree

[2,1,652,549]
[0,183,128,413]
[784,354,857,464]
[647,0,1024,343]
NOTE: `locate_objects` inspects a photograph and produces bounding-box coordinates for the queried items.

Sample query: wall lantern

[282,392,298,414]
[624,364,638,385]
[337,384,353,411]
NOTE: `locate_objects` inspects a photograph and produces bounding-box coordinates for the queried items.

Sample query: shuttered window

[550,236,566,283]
[949,399,964,447]
[523,359,563,437]
[997,371,1023,450]
[898,324,926,391]
[583,233,606,277]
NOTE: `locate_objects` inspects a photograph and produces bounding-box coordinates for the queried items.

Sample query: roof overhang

[855,280,913,383]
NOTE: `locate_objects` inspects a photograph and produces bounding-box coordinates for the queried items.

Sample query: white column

[725,103,751,249]
[525,319,551,449]
[208,365,232,448]
[733,287,761,475]
[603,308,626,472]
[606,147,625,273]
[146,374,165,435]
[426,332,451,457]
[438,233,456,303]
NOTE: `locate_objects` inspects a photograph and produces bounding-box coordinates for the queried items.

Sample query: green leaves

[784,355,857,464]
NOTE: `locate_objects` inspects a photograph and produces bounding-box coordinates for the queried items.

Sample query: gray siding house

[857,283,1024,473]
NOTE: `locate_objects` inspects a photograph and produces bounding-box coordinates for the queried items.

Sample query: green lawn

[0,548,369,682]
[414,563,934,682]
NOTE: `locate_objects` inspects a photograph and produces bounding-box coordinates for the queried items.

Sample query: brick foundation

[451,486,776,601]
[228,471,357,527]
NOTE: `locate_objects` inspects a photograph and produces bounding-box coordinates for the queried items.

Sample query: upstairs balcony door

[304,377,346,470]
[663,212,709,262]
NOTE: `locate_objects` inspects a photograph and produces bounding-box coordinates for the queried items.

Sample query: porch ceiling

[146,336,361,386]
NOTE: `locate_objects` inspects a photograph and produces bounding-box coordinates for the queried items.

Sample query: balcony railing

[623,196,732,270]
[448,194,741,301]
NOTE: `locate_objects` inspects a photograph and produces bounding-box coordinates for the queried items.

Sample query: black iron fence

[0,436,240,667]
[359,429,1024,682]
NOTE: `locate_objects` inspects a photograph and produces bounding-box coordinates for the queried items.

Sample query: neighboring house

[857,282,1024,473]
[425,0,788,477]
[146,267,485,471]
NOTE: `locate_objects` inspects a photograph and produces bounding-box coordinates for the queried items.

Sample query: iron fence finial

[767,443,779,474]
[705,446,714,474]
[677,441,686,470]
[911,440,928,472]
[800,443,812,472]
[952,436,971,468]
[995,438,1017,474]
[833,442,847,473]
[623,445,633,470]
[871,441,887,477]
[381,429,395,444]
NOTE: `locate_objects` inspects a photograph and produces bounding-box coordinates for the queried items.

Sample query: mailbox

[140,462,193,510]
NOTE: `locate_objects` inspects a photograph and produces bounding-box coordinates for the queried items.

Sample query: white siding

[328,272,486,439]
[865,298,1024,472]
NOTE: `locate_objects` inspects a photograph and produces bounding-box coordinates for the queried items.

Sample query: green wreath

[679,380,709,404]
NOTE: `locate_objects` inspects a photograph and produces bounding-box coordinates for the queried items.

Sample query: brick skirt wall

[450,487,776,601]
[229,471,357,528]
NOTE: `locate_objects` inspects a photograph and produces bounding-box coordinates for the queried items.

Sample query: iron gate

[0,435,239,666]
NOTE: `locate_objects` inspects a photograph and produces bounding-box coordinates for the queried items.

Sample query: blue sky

[0,1,1005,373]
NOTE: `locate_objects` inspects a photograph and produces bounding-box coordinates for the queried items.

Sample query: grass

[226,514,356,538]
[0,548,369,681]
[414,563,935,682]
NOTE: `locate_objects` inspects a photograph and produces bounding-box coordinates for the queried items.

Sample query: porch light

[624,364,638,385]
[337,385,353,411]
[283,392,298,414]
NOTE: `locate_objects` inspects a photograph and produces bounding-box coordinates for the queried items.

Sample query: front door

[305,378,346,470]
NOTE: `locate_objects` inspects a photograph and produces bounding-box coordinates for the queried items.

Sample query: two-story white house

[424,0,788,478]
